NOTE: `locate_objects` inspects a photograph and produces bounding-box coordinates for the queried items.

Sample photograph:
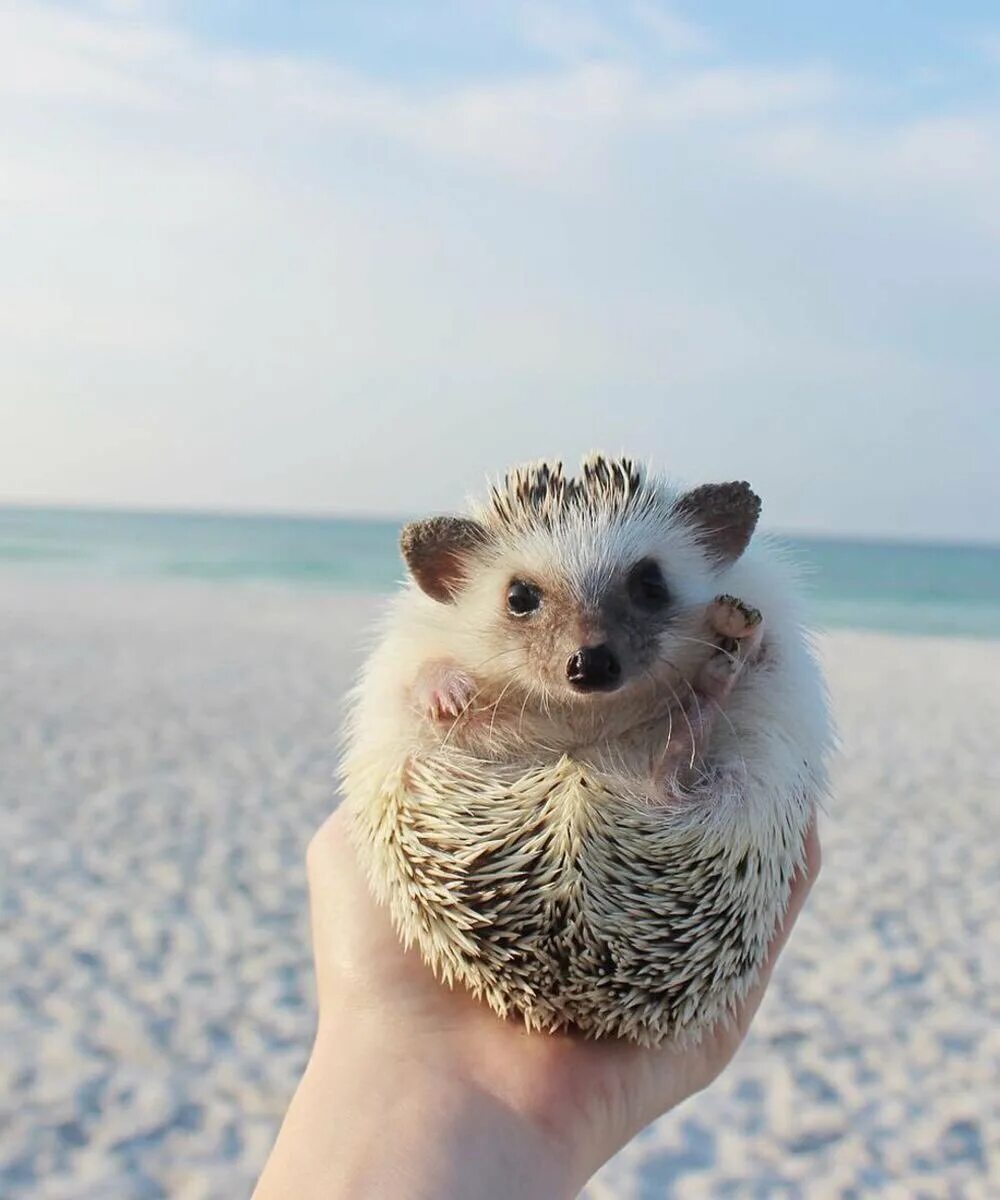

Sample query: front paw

[708,593,762,640]
[698,596,765,700]
[412,661,476,721]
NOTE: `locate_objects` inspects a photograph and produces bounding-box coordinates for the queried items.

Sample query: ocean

[2,504,999,640]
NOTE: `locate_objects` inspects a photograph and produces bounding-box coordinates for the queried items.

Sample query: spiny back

[484,453,665,534]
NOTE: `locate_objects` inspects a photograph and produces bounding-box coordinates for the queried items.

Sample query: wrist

[301,1016,582,1200]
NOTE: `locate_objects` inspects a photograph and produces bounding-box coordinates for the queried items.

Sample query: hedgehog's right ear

[400,516,488,603]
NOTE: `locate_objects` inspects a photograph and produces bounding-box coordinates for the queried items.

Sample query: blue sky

[103,0,1000,106]
[123,2,996,79]
[2,1,999,539]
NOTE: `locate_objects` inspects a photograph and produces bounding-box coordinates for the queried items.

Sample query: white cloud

[516,0,711,63]
[0,1,180,105]
[514,0,710,63]
[753,115,1000,239]
[630,1,712,55]
[0,0,998,538]
[0,5,837,186]
[515,2,625,62]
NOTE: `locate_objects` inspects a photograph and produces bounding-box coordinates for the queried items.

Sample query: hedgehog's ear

[673,481,761,566]
[400,516,488,603]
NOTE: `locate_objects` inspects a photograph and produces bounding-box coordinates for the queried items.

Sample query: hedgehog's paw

[412,660,477,721]
[707,593,762,640]
[697,616,765,701]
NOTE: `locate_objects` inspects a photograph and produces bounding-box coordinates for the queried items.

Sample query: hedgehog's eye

[628,559,671,610]
[507,579,541,616]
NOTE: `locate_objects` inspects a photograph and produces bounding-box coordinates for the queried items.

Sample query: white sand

[1,574,997,1198]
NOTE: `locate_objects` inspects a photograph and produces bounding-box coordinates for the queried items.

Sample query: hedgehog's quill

[342,454,833,1046]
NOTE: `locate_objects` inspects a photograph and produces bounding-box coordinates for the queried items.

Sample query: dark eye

[507,579,541,616]
[628,559,671,609]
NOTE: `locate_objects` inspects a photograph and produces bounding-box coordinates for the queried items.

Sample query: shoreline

[1,566,998,646]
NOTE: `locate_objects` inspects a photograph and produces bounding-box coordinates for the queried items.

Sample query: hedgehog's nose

[567,644,622,692]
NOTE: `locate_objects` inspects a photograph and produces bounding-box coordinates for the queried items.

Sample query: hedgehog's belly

[351,750,805,1046]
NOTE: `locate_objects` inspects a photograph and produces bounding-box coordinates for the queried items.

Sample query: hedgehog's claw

[698,617,765,701]
[708,594,763,640]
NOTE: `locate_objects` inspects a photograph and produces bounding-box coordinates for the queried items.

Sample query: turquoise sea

[1,505,999,639]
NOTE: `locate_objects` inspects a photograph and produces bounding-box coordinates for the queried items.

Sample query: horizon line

[1,497,998,553]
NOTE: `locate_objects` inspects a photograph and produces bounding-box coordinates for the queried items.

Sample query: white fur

[342,466,834,1044]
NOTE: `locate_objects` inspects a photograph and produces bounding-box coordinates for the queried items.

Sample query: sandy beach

[1,574,997,1199]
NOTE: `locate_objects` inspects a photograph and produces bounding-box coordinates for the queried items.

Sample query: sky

[2,1,999,540]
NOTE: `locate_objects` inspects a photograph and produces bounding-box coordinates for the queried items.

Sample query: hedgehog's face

[479,551,688,700]
[400,474,761,706]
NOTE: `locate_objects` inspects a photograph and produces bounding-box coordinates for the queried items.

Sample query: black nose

[566,644,622,692]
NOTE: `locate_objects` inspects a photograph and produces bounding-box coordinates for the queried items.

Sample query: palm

[308,808,818,1180]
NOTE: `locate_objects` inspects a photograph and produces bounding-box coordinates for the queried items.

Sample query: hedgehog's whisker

[667,653,751,785]
[671,633,740,668]
[703,698,750,785]
[516,687,533,740]
[470,646,525,670]
[653,668,698,770]
[486,675,519,746]
[439,667,521,750]
[642,665,675,788]
[657,657,732,775]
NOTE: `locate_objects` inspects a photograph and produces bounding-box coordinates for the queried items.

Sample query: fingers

[306,807,400,1004]
[305,805,351,900]
[304,808,354,1000]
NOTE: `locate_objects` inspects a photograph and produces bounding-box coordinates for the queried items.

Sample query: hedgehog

[342,454,832,1046]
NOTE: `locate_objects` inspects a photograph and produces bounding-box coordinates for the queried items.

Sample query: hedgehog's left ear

[673,481,761,567]
[400,516,488,603]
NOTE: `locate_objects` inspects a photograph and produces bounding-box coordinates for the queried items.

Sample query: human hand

[254,584,817,1200]
[275,804,818,1199]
